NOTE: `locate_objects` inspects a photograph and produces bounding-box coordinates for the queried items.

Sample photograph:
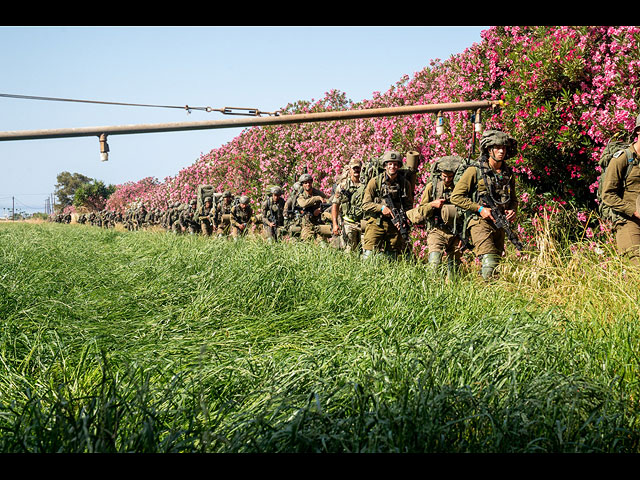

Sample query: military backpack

[596,139,637,225]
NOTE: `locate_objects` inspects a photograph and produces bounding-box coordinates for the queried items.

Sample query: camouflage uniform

[450,130,518,280]
[332,158,363,252]
[361,151,414,258]
[601,116,640,264]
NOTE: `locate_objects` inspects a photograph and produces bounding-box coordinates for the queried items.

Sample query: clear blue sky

[0,26,488,215]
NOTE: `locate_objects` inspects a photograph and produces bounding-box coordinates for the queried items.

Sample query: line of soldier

[49,129,524,281]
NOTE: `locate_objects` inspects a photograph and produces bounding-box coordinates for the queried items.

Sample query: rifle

[477,155,523,252]
[381,188,411,244]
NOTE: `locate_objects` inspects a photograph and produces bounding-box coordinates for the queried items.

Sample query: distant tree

[73,180,116,211]
[55,171,92,211]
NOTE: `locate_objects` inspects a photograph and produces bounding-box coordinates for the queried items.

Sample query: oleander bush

[104,26,640,258]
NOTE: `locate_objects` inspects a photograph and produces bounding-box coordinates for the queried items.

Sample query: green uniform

[361,173,413,255]
[215,200,233,236]
[296,187,328,241]
[262,195,285,241]
[230,204,253,238]
[416,181,462,272]
[601,145,640,263]
[196,204,215,236]
[450,161,517,256]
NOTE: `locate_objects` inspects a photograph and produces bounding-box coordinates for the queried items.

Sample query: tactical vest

[338,177,363,223]
[474,160,514,214]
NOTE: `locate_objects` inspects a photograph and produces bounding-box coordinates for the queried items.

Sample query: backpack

[596,139,637,225]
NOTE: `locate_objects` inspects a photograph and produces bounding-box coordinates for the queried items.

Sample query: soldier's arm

[296,194,322,209]
[602,152,636,217]
[450,167,480,213]
[362,178,384,216]
[415,183,436,218]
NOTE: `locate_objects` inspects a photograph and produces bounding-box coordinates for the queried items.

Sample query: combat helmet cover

[480,129,518,159]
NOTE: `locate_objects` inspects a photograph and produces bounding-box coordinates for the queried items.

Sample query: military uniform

[196,197,215,236]
[361,151,414,257]
[262,187,285,241]
[180,200,199,234]
[296,176,328,241]
[215,193,234,236]
[450,129,518,280]
[332,173,363,252]
[414,176,462,274]
[601,142,640,264]
[230,197,253,238]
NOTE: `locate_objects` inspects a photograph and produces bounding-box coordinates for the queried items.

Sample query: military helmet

[382,150,403,165]
[634,114,640,134]
[204,196,212,203]
[299,173,313,183]
[479,129,517,159]
[270,186,283,195]
[436,155,463,173]
[189,199,196,205]
[238,195,250,204]
[222,191,232,198]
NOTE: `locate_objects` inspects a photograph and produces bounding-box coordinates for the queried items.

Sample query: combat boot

[480,254,500,281]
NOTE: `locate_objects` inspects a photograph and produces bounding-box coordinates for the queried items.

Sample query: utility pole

[12,196,14,221]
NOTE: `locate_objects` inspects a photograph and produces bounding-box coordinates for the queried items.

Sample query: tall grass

[0,222,638,452]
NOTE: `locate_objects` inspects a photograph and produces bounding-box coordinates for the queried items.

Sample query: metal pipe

[0,100,502,141]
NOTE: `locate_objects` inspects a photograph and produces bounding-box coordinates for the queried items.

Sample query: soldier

[215,191,234,237]
[230,195,253,239]
[410,156,465,277]
[296,173,329,242]
[331,158,364,252]
[601,114,640,265]
[262,186,286,242]
[450,129,518,281]
[284,182,302,239]
[196,196,215,236]
[361,151,414,259]
[180,199,199,234]
[169,203,183,233]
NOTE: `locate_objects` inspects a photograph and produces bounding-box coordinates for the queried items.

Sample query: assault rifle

[477,156,523,252]
[381,190,411,244]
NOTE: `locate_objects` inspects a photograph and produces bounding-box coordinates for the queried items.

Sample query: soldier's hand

[479,206,494,222]
[313,208,321,216]
[381,206,392,217]
[332,223,340,236]
[430,198,446,209]
[505,209,516,222]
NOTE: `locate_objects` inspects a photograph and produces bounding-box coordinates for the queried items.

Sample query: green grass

[0,222,638,452]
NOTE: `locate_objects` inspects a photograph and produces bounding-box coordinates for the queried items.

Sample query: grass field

[0,221,638,452]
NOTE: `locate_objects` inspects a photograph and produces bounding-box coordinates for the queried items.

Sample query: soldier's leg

[470,219,503,280]
[362,220,386,258]
[427,229,447,274]
[616,219,640,265]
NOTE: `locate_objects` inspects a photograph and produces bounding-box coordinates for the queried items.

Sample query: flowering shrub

[108,26,640,255]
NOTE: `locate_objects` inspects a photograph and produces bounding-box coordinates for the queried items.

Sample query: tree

[55,171,92,210]
[73,180,116,211]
